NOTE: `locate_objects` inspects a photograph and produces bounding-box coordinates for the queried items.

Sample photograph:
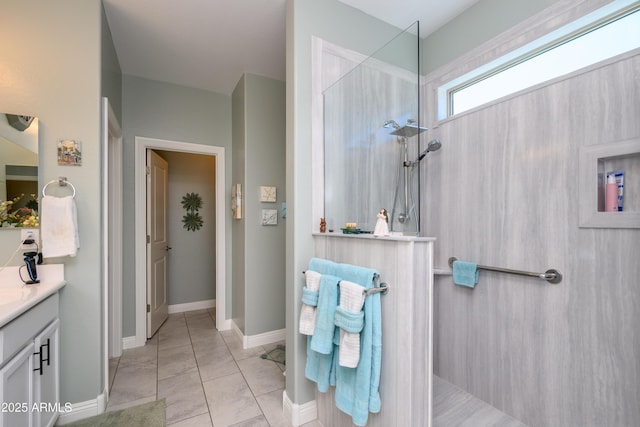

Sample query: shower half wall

[321,23,422,235]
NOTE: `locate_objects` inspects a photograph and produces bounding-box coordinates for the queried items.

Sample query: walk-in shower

[322,21,423,235]
[383,119,441,232]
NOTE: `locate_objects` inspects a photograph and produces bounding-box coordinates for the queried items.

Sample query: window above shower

[438,0,640,119]
[321,22,424,235]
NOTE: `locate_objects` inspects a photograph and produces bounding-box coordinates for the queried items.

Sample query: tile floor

[107,309,321,427]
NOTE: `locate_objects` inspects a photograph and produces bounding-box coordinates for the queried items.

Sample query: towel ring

[42,178,76,198]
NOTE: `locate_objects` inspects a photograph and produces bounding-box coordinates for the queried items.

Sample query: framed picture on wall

[57,139,82,166]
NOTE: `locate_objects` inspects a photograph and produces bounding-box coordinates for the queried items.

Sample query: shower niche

[321,22,424,235]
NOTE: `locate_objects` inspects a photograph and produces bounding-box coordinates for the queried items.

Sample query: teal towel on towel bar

[305,259,340,392]
[453,260,479,288]
[309,274,341,355]
[333,263,381,427]
[302,257,383,425]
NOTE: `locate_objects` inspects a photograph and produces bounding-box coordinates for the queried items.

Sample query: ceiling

[103,0,480,96]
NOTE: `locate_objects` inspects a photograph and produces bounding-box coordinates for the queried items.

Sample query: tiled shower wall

[423,48,640,425]
[321,41,420,234]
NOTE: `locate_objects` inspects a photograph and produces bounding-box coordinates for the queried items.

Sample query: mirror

[0,113,39,229]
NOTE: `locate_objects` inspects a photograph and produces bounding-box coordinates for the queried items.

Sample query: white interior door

[147,149,169,338]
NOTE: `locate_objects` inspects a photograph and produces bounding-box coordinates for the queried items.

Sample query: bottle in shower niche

[605,173,618,212]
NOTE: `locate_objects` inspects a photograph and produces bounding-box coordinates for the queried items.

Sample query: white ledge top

[313,232,436,242]
[0,264,66,328]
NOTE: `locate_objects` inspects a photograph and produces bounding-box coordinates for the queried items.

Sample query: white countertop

[313,232,436,242]
[0,264,66,328]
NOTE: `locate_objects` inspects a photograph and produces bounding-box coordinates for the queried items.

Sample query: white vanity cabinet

[0,293,60,427]
[32,318,60,427]
[0,342,34,427]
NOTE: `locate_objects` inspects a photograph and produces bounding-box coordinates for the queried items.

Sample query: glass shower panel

[323,22,421,235]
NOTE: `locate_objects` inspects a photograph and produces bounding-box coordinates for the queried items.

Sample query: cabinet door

[0,342,34,427]
[32,319,59,427]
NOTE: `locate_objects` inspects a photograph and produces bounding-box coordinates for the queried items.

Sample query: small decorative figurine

[320,217,326,233]
[373,208,390,237]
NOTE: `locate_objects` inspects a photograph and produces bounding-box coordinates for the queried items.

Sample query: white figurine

[373,208,390,237]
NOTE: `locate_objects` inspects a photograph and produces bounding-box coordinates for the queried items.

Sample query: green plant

[0,194,39,228]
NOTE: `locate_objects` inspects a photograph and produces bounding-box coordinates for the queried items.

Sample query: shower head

[426,138,442,152]
[390,124,428,138]
[417,139,442,161]
[383,120,401,130]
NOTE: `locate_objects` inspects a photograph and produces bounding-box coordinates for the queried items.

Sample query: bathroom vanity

[0,264,65,427]
[313,234,434,427]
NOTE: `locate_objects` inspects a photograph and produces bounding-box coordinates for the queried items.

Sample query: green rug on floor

[64,399,166,427]
[261,344,285,365]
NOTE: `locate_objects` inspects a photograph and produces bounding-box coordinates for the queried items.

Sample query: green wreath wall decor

[181,192,202,211]
[183,212,203,231]
[181,192,203,231]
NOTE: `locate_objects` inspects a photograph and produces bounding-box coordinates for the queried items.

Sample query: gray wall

[286,0,402,405]
[157,150,216,305]
[232,76,246,331]
[232,73,286,336]
[101,1,122,120]
[121,75,232,336]
[0,0,109,404]
[422,0,560,74]
[423,4,640,426]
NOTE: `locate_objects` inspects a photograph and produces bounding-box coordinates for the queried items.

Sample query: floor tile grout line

[186,309,216,426]
[110,309,289,427]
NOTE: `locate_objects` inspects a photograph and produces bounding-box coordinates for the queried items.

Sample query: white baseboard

[283,390,317,426]
[231,321,285,349]
[217,318,232,331]
[56,390,107,425]
[96,387,107,413]
[168,299,215,314]
[122,335,138,350]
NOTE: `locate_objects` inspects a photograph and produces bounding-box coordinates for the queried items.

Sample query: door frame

[101,97,122,406]
[134,137,227,347]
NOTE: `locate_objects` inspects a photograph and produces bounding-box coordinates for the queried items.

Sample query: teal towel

[303,257,383,424]
[333,264,381,426]
[309,257,337,275]
[305,258,340,391]
[301,286,319,306]
[453,260,479,288]
[334,306,364,333]
[309,274,341,354]
[305,336,338,392]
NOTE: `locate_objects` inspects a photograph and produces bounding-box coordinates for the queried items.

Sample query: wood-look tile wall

[321,45,420,234]
[424,52,640,426]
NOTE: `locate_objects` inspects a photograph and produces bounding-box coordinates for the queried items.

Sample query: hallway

[107,309,319,426]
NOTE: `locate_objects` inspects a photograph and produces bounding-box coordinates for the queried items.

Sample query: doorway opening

[134,137,227,348]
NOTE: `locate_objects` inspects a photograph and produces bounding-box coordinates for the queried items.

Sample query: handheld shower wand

[405,139,442,167]
[417,138,442,160]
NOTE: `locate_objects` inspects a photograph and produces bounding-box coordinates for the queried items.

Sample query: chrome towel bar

[448,257,562,284]
[42,176,76,198]
[302,271,390,295]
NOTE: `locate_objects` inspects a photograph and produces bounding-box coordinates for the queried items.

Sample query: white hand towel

[299,270,321,335]
[41,195,79,258]
[338,280,366,368]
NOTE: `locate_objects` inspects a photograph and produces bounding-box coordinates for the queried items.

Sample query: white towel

[338,280,366,368]
[41,195,79,258]
[299,270,321,335]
